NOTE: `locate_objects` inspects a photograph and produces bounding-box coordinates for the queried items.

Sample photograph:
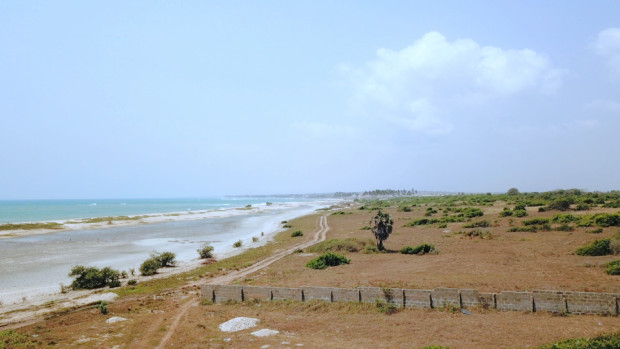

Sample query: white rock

[106,316,127,324]
[251,329,279,337]
[77,292,119,306]
[260,345,270,349]
[219,317,259,332]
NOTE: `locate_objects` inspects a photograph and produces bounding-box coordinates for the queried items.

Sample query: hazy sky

[1,1,619,199]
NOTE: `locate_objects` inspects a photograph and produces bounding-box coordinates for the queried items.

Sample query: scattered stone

[261,345,270,349]
[224,338,231,342]
[461,309,472,315]
[251,329,279,337]
[219,317,260,332]
[106,316,127,324]
[281,341,290,345]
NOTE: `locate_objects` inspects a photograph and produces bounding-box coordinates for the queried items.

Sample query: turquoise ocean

[0,197,311,224]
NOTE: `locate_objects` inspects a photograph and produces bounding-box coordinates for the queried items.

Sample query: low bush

[306,253,350,269]
[330,211,346,216]
[291,230,303,237]
[140,257,161,276]
[575,239,612,256]
[513,209,527,217]
[397,205,412,212]
[554,224,575,232]
[152,251,176,267]
[127,279,137,286]
[499,208,513,217]
[400,243,436,255]
[523,218,550,226]
[307,238,371,253]
[233,240,242,248]
[552,213,580,224]
[508,226,538,233]
[462,220,490,228]
[606,260,620,275]
[536,331,620,349]
[98,301,108,315]
[361,225,371,230]
[69,265,121,289]
[197,244,214,259]
[586,228,604,234]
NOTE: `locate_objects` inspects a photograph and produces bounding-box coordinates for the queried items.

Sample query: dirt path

[152,215,329,349]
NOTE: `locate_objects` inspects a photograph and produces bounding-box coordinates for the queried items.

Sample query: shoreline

[0,200,340,240]
[0,208,333,327]
[0,200,338,307]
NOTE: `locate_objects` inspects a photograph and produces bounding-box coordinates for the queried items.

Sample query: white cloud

[345,31,565,133]
[593,28,620,77]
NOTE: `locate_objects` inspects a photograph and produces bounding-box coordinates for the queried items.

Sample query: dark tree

[507,188,520,196]
[370,210,393,251]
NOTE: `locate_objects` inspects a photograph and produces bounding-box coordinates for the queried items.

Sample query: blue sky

[1,1,619,199]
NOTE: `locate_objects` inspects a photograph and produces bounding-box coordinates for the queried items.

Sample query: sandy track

[152,215,329,349]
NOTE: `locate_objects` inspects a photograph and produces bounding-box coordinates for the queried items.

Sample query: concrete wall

[200,284,619,316]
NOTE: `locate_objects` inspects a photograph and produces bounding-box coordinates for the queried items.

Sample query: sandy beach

[0,200,334,307]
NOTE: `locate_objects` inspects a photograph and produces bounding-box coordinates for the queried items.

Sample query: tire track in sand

[153,215,329,349]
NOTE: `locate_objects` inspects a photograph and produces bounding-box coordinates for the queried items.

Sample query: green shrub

[307,238,370,253]
[291,230,303,237]
[508,226,538,233]
[361,225,371,230]
[499,208,513,217]
[306,253,350,269]
[514,203,526,211]
[197,244,214,259]
[548,198,574,211]
[98,301,108,315]
[397,205,412,212]
[513,209,528,217]
[554,224,575,232]
[462,220,490,228]
[233,240,242,248]
[586,228,604,234]
[127,279,137,286]
[575,203,591,211]
[459,207,484,218]
[552,213,579,224]
[400,243,436,255]
[536,331,620,349]
[606,260,620,275]
[593,213,620,227]
[152,251,176,267]
[140,257,161,276]
[437,223,448,228]
[330,211,346,216]
[69,265,121,290]
[523,218,550,226]
[575,239,612,256]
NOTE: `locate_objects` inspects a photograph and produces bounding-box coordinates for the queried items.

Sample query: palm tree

[370,210,393,251]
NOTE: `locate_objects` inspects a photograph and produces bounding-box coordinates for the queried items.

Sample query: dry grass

[3,203,620,348]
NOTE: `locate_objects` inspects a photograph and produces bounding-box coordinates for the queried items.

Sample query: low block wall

[199,284,619,316]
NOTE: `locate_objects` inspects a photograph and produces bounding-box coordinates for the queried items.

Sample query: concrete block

[243,286,272,301]
[496,291,533,312]
[331,288,360,303]
[200,284,215,302]
[459,289,480,308]
[533,290,567,313]
[302,286,332,302]
[271,287,303,301]
[431,288,460,308]
[478,292,496,309]
[213,285,243,303]
[564,291,617,315]
[403,289,432,309]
